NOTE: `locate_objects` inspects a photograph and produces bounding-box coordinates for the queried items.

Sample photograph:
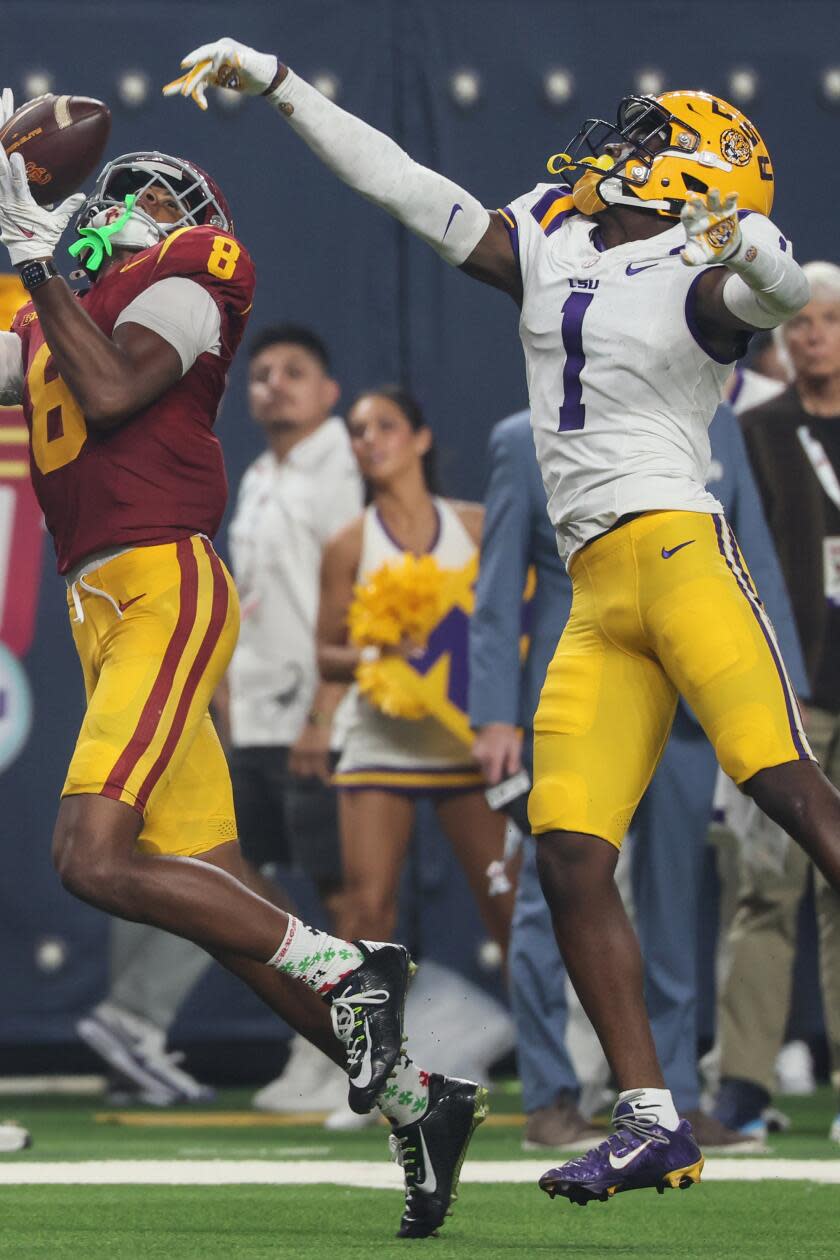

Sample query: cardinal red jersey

[12,225,255,574]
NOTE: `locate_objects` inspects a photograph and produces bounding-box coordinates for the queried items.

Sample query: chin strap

[68,195,139,272]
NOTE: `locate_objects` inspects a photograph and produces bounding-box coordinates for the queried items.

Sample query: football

[0,94,111,206]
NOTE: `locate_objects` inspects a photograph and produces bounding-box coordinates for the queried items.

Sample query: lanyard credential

[797,425,840,512]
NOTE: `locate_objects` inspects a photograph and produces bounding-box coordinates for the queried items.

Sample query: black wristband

[18,258,58,291]
[261,63,287,96]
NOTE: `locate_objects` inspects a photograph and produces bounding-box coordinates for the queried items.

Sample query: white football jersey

[501,184,769,563]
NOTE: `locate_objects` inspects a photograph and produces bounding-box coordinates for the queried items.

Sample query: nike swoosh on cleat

[661,540,695,559]
[352,1019,375,1089]
[608,1138,653,1170]
[625,262,657,276]
[414,1127,438,1194]
[443,203,463,239]
[118,593,146,613]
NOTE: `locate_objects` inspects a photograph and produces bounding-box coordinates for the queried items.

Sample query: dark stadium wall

[1,0,836,1057]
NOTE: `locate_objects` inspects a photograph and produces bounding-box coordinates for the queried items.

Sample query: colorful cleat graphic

[390,1074,489,1238]
[327,941,414,1114]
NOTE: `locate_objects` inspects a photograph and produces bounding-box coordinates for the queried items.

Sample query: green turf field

[0,1085,837,1258]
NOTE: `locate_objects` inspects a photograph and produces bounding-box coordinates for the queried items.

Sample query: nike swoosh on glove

[680,189,741,267]
[0,87,86,265]
[163,38,278,111]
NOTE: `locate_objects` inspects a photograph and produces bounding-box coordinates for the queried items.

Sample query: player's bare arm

[164,39,520,298]
[18,282,182,428]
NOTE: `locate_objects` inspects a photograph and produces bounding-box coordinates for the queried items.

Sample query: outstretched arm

[164,38,519,298]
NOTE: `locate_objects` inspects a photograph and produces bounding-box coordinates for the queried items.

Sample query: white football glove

[0,87,86,265]
[680,189,742,268]
[162,38,278,111]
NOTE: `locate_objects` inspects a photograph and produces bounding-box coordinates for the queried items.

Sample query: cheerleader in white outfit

[316,386,513,951]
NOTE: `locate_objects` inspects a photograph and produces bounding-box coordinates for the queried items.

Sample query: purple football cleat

[539,1098,704,1207]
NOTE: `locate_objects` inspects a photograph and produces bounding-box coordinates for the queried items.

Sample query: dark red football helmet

[76,150,233,236]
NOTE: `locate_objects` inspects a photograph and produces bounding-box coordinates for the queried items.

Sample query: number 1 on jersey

[558,291,594,432]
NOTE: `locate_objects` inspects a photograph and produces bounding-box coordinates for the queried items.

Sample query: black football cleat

[327,941,414,1114]
[390,1074,489,1239]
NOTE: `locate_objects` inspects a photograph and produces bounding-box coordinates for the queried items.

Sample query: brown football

[0,94,111,206]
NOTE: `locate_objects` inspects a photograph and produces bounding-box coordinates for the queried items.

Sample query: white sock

[267,916,364,995]
[375,1052,431,1127]
[616,1087,680,1132]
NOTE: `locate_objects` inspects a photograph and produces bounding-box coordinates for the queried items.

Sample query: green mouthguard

[68,194,138,272]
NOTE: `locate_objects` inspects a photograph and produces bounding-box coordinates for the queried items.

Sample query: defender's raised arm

[163,37,519,295]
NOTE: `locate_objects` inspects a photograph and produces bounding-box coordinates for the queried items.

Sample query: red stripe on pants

[102,539,199,801]
[134,538,229,809]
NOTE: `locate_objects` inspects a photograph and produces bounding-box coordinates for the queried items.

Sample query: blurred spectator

[216,325,363,1114]
[712,262,840,1143]
[316,386,515,1122]
[76,924,215,1105]
[469,403,804,1151]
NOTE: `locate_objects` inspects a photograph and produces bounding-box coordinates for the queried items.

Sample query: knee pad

[528,771,590,836]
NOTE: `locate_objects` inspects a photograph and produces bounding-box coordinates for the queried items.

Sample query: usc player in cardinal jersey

[0,93,489,1229]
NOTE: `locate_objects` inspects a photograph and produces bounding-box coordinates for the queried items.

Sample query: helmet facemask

[72,152,232,273]
[553,96,704,218]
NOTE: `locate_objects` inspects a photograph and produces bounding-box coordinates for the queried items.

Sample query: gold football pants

[63,536,239,856]
[530,511,812,848]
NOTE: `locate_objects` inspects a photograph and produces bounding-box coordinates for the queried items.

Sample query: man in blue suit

[469,403,807,1150]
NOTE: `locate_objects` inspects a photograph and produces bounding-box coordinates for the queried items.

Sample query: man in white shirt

[216,324,364,1110]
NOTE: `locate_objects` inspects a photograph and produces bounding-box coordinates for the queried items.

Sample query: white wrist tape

[722,214,810,329]
[268,69,490,266]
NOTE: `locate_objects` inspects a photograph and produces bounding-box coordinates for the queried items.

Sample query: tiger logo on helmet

[548,90,774,220]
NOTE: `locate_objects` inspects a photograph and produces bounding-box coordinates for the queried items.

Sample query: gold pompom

[348,555,451,720]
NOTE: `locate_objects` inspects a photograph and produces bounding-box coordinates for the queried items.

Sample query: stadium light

[543,67,575,108]
[22,70,53,99]
[728,66,759,104]
[820,66,840,105]
[312,71,341,102]
[635,68,665,96]
[450,68,482,108]
[116,70,150,108]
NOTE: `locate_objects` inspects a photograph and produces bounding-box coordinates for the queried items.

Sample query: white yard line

[0,1159,838,1186]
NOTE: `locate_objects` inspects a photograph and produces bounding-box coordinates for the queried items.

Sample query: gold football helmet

[549,91,774,219]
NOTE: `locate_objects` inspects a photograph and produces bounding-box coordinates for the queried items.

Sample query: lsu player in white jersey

[165,42,840,1207]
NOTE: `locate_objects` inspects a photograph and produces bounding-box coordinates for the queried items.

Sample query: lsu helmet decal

[548,90,774,219]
